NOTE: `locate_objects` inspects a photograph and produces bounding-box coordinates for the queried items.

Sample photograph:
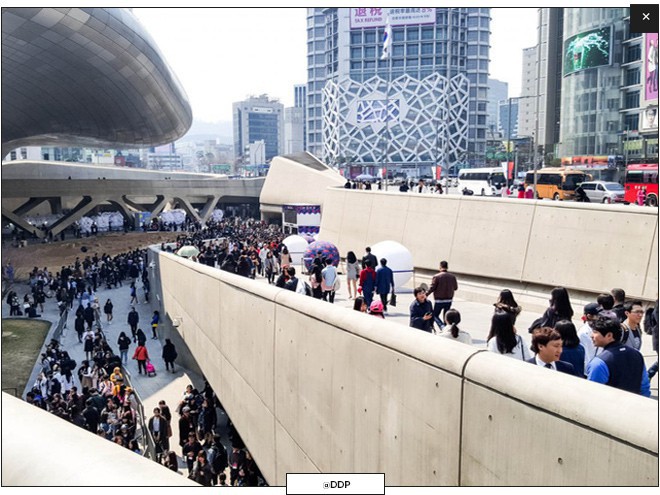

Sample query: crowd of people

[147,381,264,486]
[26,333,142,453]
[9,218,273,485]
[7,212,657,487]
[18,247,154,456]
[159,218,658,402]
[403,261,658,398]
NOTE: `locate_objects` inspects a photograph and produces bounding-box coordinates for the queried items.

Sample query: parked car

[578,181,626,203]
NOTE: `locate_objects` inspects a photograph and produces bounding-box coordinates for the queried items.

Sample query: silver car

[578,181,626,203]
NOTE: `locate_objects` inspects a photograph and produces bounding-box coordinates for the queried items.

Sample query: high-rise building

[517,8,565,162]
[498,99,519,140]
[558,8,632,157]
[517,47,538,140]
[487,78,508,137]
[306,7,490,170]
[232,94,284,164]
[284,106,305,154]
[293,83,307,150]
[294,83,307,109]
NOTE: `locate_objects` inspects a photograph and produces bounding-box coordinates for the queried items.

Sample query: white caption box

[286,473,385,495]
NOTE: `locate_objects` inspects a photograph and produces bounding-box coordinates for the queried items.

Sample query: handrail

[51,308,69,342]
[123,368,158,462]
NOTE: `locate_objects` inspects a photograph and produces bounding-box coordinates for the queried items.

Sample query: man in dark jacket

[361,247,378,270]
[162,339,178,373]
[127,307,139,342]
[83,303,95,330]
[586,317,650,397]
[75,314,85,343]
[82,399,100,433]
[409,288,434,332]
[375,258,395,313]
[426,260,458,329]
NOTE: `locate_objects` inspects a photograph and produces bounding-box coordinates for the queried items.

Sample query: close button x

[642,13,650,20]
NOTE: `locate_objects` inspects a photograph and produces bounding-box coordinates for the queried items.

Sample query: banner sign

[350,7,436,29]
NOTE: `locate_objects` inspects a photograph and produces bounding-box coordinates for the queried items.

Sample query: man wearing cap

[178,406,195,447]
[586,316,650,397]
[577,302,601,371]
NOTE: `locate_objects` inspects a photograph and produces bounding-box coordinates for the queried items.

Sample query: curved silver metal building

[1,8,192,156]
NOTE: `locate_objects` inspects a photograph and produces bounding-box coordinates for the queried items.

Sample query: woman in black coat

[162,338,178,373]
[528,286,574,333]
[136,328,147,346]
[117,331,131,366]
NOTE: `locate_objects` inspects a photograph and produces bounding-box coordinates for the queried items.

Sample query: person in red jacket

[132,343,149,375]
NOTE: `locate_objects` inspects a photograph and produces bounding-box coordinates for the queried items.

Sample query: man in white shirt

[321,259,337,303]
[577,303,601,372]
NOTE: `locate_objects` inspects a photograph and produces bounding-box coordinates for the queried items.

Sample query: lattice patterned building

[322,73,469,167]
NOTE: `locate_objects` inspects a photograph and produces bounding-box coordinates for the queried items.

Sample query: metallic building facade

[306,7,490,168]
[1,7,192,157]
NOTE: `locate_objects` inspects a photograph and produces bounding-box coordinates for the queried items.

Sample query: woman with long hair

[440,309,472,344]
[487,310,529,360]
[309,257,324,299]
[554,319,585,377]
[353,296,367,313]
[345,251,360,299]
[529,286,574,333]
[280,245,291,270]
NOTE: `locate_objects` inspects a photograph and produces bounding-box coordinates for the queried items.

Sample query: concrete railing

[319,188,659,300]
[155,251,658,486]
[1,393,198,486]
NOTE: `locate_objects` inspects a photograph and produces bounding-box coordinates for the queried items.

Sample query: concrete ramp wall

[156,252,658,486]
[319,189,659,300]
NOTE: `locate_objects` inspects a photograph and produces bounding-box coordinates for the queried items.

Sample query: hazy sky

[134,8,538,123]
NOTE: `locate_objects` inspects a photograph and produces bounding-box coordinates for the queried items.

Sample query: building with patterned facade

[306,7,490,171]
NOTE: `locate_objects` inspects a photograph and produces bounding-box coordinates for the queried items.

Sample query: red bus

[624,164,659,206]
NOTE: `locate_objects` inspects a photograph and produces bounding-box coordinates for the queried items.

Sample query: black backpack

[50,377,61,395]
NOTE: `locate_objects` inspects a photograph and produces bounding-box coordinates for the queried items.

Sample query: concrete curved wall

[1,393,198,486]
[259,153,346,216]
[319,188,659,300]
[156,251,658,486]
